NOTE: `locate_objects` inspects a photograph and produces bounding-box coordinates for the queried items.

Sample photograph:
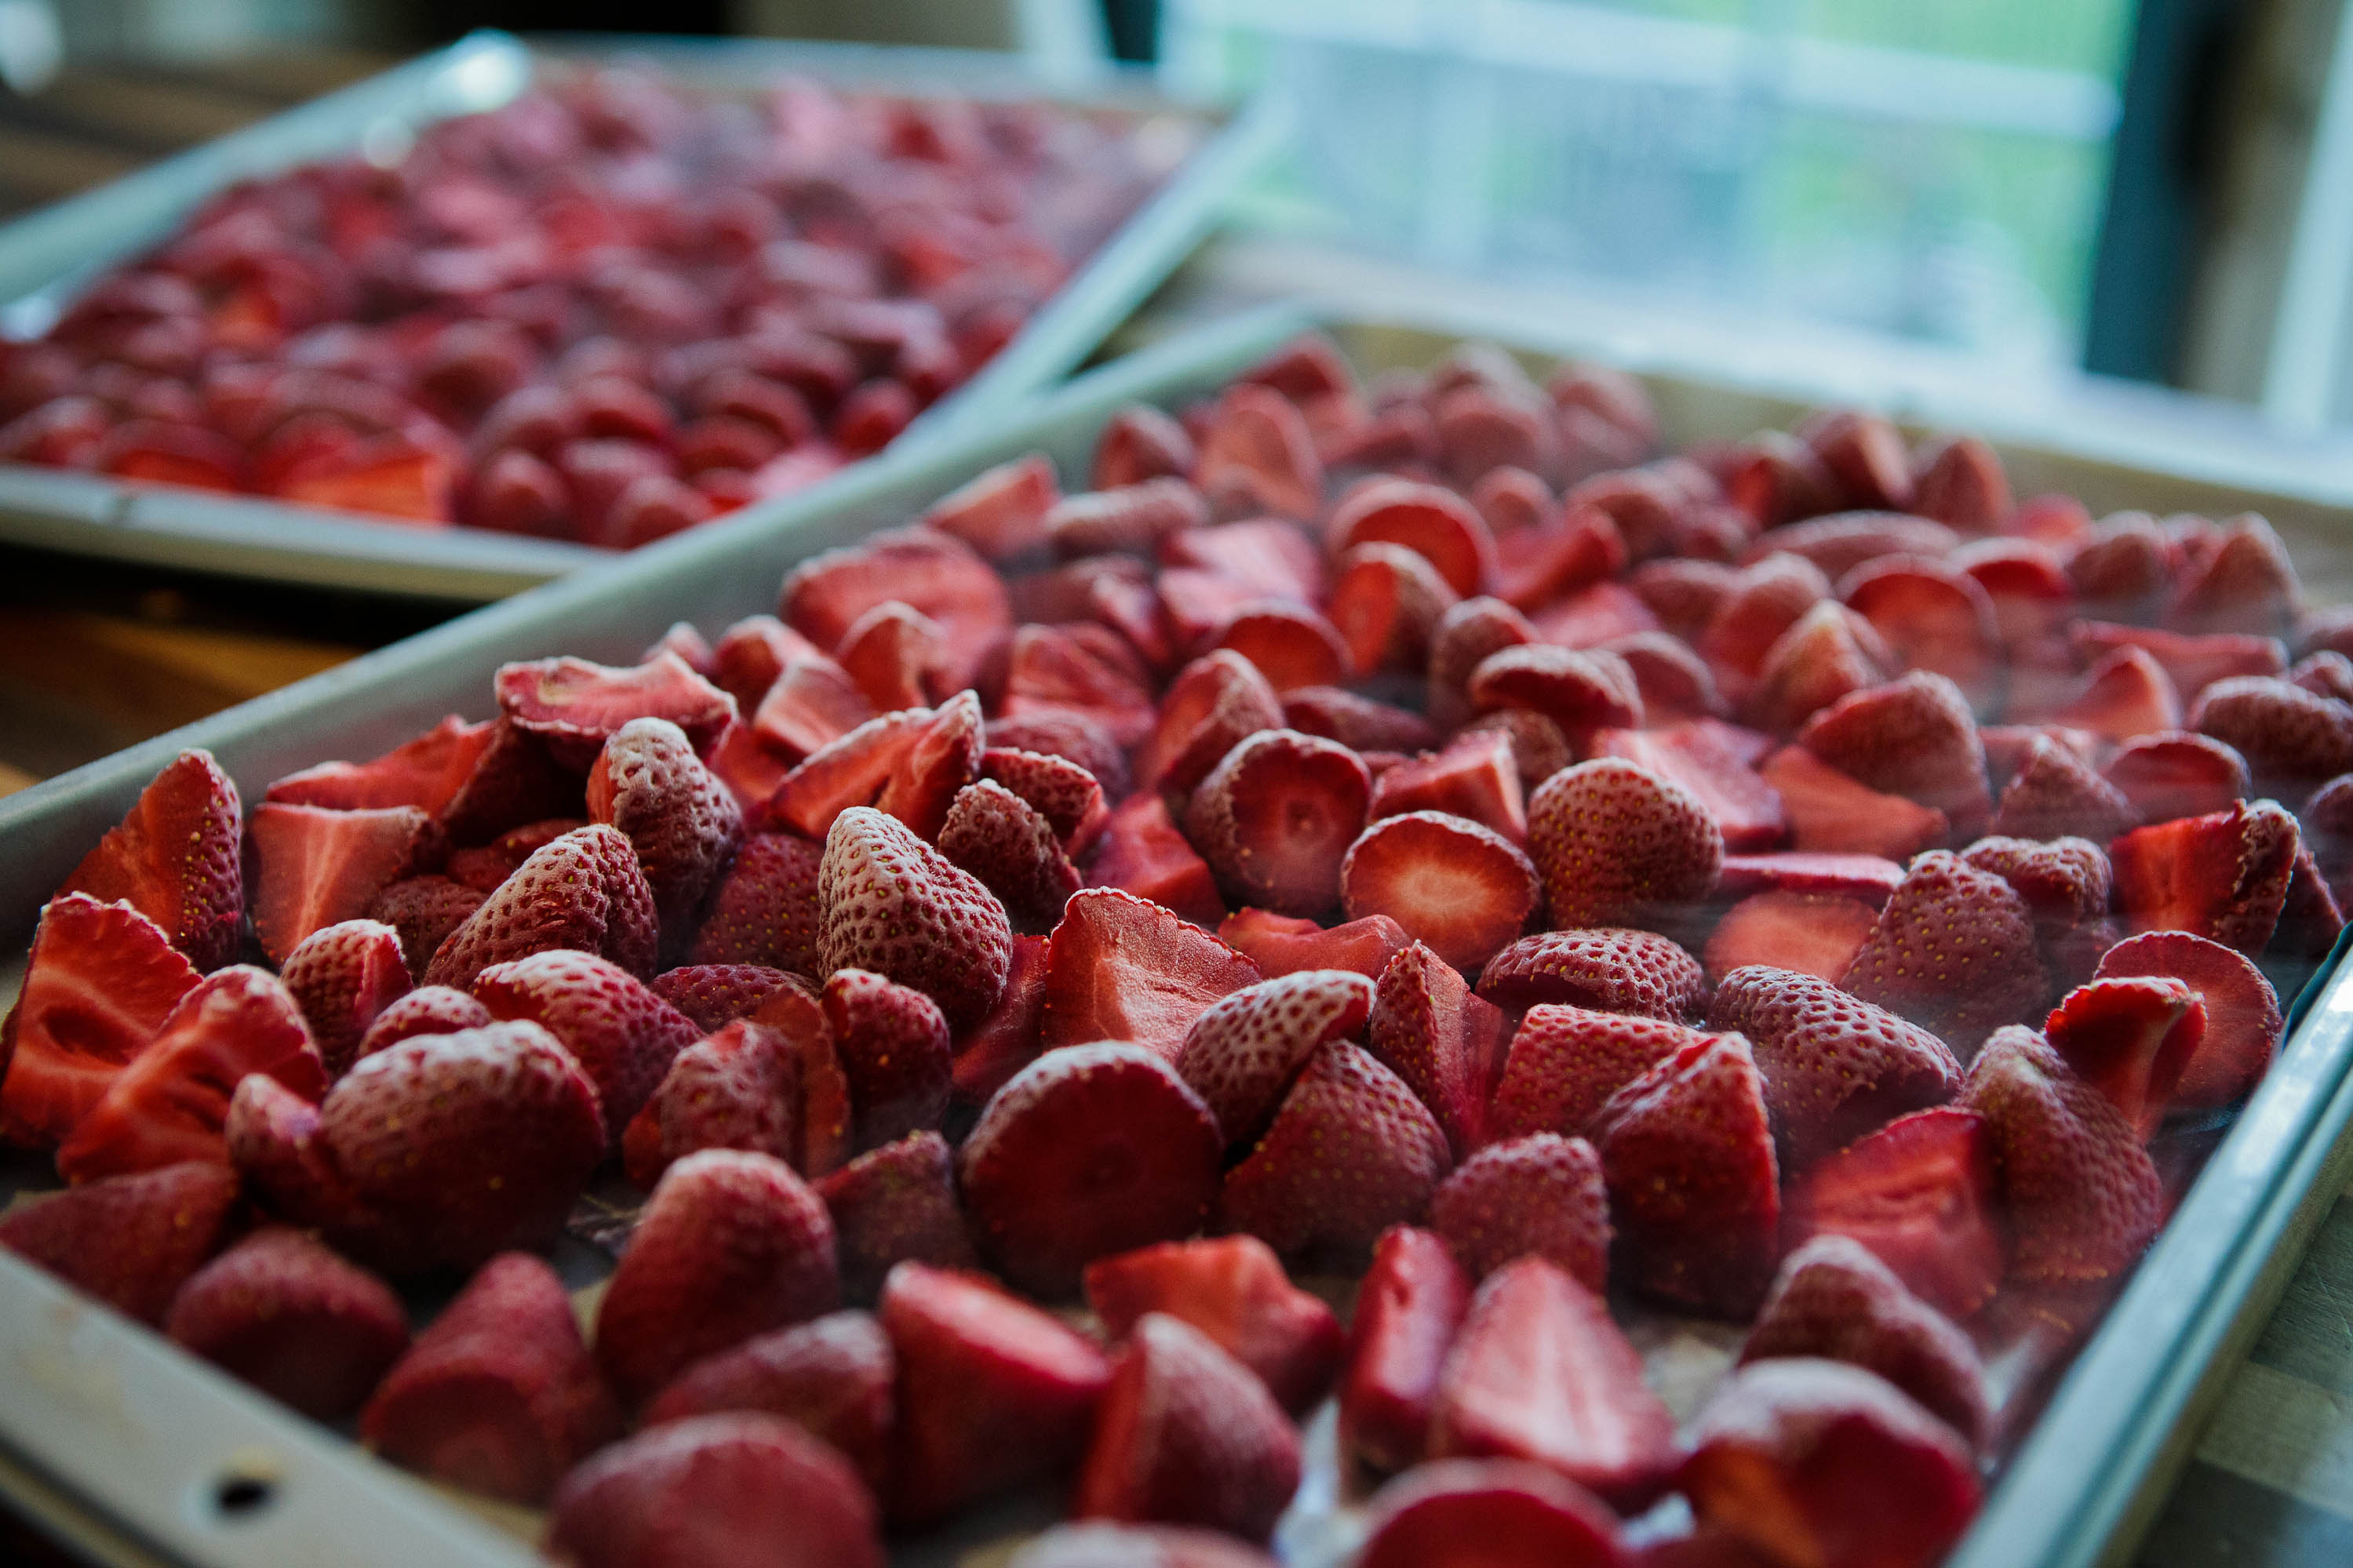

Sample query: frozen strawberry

[0,1161,239,1325]
[1209,602,1346,693]
[646,621,718,674]
[1962,1026,2161,1281]
[1003,626,1156,748]
[1840,558,2000,708]
[1910,433,2011,533]
[1740,1235,1989,1446]
[1073,1312,1302,1542]
[715,613,823,714]
[960,1042,1222,1296]
[596,1148,839,1405]
[1328,541,1461,675]
[1590,1031,1779,1315]
[1426,1133,1610,1289]
[1163,518,1325,602]
[2051,646,2182,744]
[265,715,494,816]
[1281,686,1439,756]
[2095,930,2282,1111]
[812,1130,977,1301]
[588,716,743,945]
[814,968,949,1151]
[1527,759,1722,930]
[983,746,1110,857]
[1594,630,1725,723]
[2168,514,2301,637]
[1134,651,1285,798]
[0,894,200,1147]
[872,690,985,842]
[1219,1039,1452,1263]
[60,966,326,1183]
[1339,811,1541,973]
[1782,1105,2005,1320]
[751,653,876,765]
[1048,478,1212,559]
[767,708,933,840]
[2289,649,2353,703]
[1075,795,1218,929]
[1429,598,1540,725]
[1486,1006,1705,1147]
[166,1226,408,1420]
[2073,620,2288,703]
[2191,674,2353,787]
[2109,799,2298,954]
[1429,1257,1678,1508]
[545,1411,882,1568]
[1340,1224,1473,1473]
[59,749,242,971]
[922,452,1058,561]
[239,1020,605,1274]
[1758,746,1948,860]
[356,984,492,1058]
[1697,554,1834,689]
[1954,537,2077,646]
[1477,929,1706,1020]
[437,719,584,847]
[1468,646,1644,741]
[1702,893,1878,985]
[623,1010,851,1188]
[1183,729,1369,918]
[2042,975,2204,1141]
[1355,1458,1626,1568]
[1741,600,1892,737]
[1095,404,1197,489]
[1989,736,2136,844]
[1040,889,1262,1060]
[938,779,1080,932]
[1796,671,1991,840]
[691,831,824,973]
[1081,1235,1340,1417]
[781,527,1011,693]
[475,949,701,1138]
[1366,942,1512,1156]
[1328,478,1497,597]
[818,806,1011,1032]
[361,1251,619,1504]
[1977,725,2100,799]
[1196,382,1323,519]
[650,963,802,1033]
[246,802,441,966]
[1841,852,2045,1053]
[1630,558,1739,643]
[1011,1520,1282,1568]
[1218,908,1411,980]
[278,919,411,1078]
[640,1311,896,1495]
[1172,969,1375,1149]
[1435,382,1559,490]
[1591,726,1787,853]
[1713,852,1903,904]
[424,824,659,990]
[495,653,735,771]
[1725,431,1842,533]
[1680,1359,1980,1568]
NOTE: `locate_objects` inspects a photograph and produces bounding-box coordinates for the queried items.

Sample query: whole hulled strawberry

[424,824,659,991]
[228,1019,604,1275]
[818,806,1011,1033]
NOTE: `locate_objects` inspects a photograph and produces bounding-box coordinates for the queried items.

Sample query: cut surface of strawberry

[1355,1458,1626,1568]
[1341,810,1540,972]
[1368,941,1510,1158]
[1040,889,1262,1060]
[0,894,200,1148]
[1757,745,1948,860]
[1781,1105,2006,1321]
[495,652,736,770]
[1083,1235,1343,1416]
[59,748,243,971]
[2094,930,2282,1111]
[1218,908,1411,980]
[1339,1225,1473,1476]
[265,716,493,815]
[2042,977,2204,1141]
[1701,891,1879,986]
[2109,799,2299,955]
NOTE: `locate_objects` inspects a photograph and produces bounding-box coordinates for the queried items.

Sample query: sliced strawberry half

[1367,941,1512,1158]
[1355,1458,1625,1568]
[1340,811,1540,974]
[920,452,1058,562]
[1426,1133,1611,1290]
[1131,649,1284,799]
[1487,1003,1708,1144]
[264,716,494,815]
[1589,724,1786,853]
[494,651,736,770]
[1,895,201,1148]
[1714,852,1903,905]
[1757,746,1948,860]
[1339,1225,1473,1475]
[1175,970,1374,1148]
[58,966,326,1182]
[1184,729,1370,919]
[1701,892,1879,987]
[1217,908,1411,980]
[1084,791,1228,929]
[247,802,443,966]
[2109,799,2299,955]
[1526,758,1723,930]
[1781,1105,2007,1320]
[1083,1235,1344,1417]
[750,653,874,765]
[772,706,941,847]
[2102,732,2249,825]
[2043,977,2205,1140]
[2094,930,2282,1112]
[60,749,243,971]
[780,527,1013,694]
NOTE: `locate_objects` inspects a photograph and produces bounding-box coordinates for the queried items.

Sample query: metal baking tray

[0,29,1283,603]
[4,300,2353,1568]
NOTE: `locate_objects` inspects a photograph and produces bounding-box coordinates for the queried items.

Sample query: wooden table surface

[4,44,2353,1568]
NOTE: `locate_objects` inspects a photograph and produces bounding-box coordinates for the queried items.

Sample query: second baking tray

[2,300,2351,1568]
[0,29,1283,603]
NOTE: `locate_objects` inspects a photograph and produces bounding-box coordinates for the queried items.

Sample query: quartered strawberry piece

[1962,1026,2161,1282]
[424,824,658,990]
[1708,966,1960,1173]
[1741,1235,1989,1448]
[1840,557,2001,715]
[1217,908,1411,980]
[1782,1106,2005,1321]
[1911,433,2012,533]
[1071,1313,1303,1543]
[2042,977,2204,1141]
[56,965,323,1182]
[1356,1458,1626,1568]
[361,1252,620,1505]
[1367,941,1510,1158]
[1757,746,1948,860]
[768,707,931,841]
[818,805,1011,1032]
[1701,892,1879,986]
[494,652,736,770]
[1528,759,1723,930]
[1329,478,1499,598]
[1083,1235,1343,1417]
[712,613,825,715]
[2071,620,2286,704]
[1185,729,1370,918]
[278,919,411,1078]
[2049,646,2181,744]
[1001,624,1156,748]
[1842,851,2047,1053]
[1744,600,1893,737]
[60,748,243,972]
[1341,812,1539,973]
[639,1311,896,1495]
[1680,1360,1980,1568]
[166,1228,410,1421]
[436,718,582,847]
[1795,671,1991,841]
[1487,1004,1709,1144]
[0,1161,240,1325]
[980,747,1110,857]
[265,715,494,814]
[1132,649,1283,799]
[1478,930,1706,1020]
[475,949,701,1141]
[1084,792,1226,928]
[750,653,876,766]
[1991,736,2136,844]
[872,689,986,843]
[1220,1039,1452,1264]
[1429,1257,1680,1511]
[0,894,201,1148]
[1714,851,1903,904]
[1329,543,1461,675]
[1427,1133,1611,1290]
[2109,799,2299,955]
[2095,930,2282,1111]
[813,1130,978,1302]
[1339,1225,1473,1475]
[247,802,443,966]
[1175,970,1374,1148]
